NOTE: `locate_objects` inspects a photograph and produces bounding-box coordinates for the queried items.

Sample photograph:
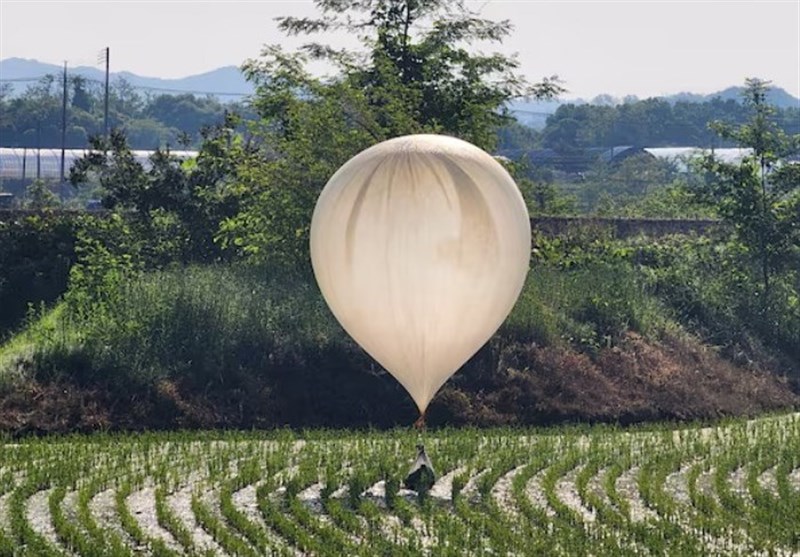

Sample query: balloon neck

[413,411,427,432]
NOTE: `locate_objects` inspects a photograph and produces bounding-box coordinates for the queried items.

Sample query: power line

[0,76,49,82]
[509,108,555,117]
[119,84,249,97]
[1,74,250,98]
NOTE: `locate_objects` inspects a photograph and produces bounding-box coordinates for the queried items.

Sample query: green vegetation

[0,74,255,149]
[0,213,80,341]
[221,0,560,272]
[690,78,800,305]
[1,2,797,554]
[0,1,798,431]
[1,228,796,429]
[0,413,798,555]
[22,265,344,388]
[535,95,800,152]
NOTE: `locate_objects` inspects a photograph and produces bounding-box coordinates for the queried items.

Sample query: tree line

[534,97,800,152]
[6,59,798,155]
[0,75,255,149]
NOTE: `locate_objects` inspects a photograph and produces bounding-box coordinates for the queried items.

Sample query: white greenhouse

[0,148,198,181]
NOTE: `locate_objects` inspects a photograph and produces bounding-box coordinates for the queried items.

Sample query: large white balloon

[310,134,531,414]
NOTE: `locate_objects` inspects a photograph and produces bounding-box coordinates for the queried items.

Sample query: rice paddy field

[0,413,798,556]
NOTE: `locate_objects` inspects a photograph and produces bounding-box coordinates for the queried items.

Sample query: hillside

[4,57,798,122]
[668,86,800,108]
[0,57,251,99]
[0,49,797,435]
[1,231,797,434]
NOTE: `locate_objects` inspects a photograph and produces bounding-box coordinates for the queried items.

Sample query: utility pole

[103,47,110,138]
[36,122,41,179]
[60,61,68,199]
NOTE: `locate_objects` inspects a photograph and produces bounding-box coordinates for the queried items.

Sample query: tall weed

[17,265,346,388]
[505,261,667,350]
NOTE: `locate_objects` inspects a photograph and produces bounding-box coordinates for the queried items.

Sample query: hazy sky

[1,0,798,100]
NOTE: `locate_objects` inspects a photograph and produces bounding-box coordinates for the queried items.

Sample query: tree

[693,78,800,304]
[222,0,563,271]
[507,159,575,215]
[144,94,228,139]
[542,104,615,151]
[538,95,795,152]
[24,179,59,210]
[70,115,252,263]
[122,118,174,149]
[109,77,144,125]
[1,76,62,147]
[496,119,541,153]
[70,75,94,112]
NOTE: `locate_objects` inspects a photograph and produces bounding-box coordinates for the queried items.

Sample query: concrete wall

[531,216,719,238]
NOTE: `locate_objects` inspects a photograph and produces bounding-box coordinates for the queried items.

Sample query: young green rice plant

[448,469,468,505]
[574,448,606,518]
[75,475,133,557]
[712,450,747,520]
[637,447,681,520]
[218,480,276,557]
[510,454,552,529]
[541,448,584,525]
[447,451,532,554]
[2,412,799,556]
[286,478,358,557]
[49,484,99,557]
[284,441,372,554]
[575,445,633,536]
[601,461,629,520]
[191,491,259,557]
[153,486,196,556]
[7,474,61,557]
[255,477,325,556]
[597,434,702,555]
[744,441,799,550]
[0,529,14,556]
[115,478,179,557]
[685,461,713,518]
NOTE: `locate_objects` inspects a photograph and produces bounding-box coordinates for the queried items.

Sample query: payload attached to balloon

[310,134,531,418]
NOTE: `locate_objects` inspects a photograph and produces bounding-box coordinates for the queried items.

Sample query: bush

[506,261,667,351]
[2,224,797,430]
[643,235,800,363]
[36,265,346,387]
[3,264,421,428]
[0,212,82,340]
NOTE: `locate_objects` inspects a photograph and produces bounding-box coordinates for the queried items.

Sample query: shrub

[41,265,345,387]
[640,235,800,364]
[0,212,82,340]
[506,261,667,351]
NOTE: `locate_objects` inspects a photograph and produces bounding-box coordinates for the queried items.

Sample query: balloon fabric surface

[310,134,531,415]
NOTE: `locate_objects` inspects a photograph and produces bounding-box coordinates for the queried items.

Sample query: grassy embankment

[1,228,797,432]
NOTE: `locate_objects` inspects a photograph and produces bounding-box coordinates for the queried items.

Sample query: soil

[0,331,797,434]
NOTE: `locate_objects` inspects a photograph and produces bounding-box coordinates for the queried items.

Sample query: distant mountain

[0,58,253,99]
[4,57,798,119]
[666,86,799,108]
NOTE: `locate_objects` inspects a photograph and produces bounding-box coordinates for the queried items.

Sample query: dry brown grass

[1,332,797,434]
[430,332,798,426]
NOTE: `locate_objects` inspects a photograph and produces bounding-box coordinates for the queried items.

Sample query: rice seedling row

[0,413,798,556]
